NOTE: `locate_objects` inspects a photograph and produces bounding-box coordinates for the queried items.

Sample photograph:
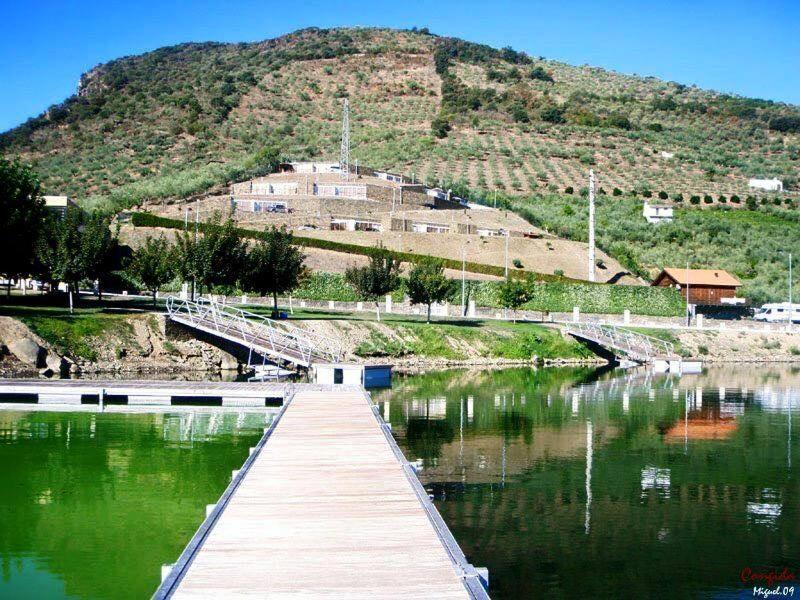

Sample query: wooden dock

[157,387,488,599]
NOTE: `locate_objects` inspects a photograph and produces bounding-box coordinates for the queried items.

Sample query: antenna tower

[340,98,350,181]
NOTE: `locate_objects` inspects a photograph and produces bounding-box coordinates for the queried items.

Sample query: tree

[431,115,451,139]
[407,258,451,323]
[498,277,530,322]
[0,158,46,296]
[174,228,201,300]
[245,144,281,177]
[243,226,306,314]
[194,214,248,295]
[345,247,401,321]
[48,207,86,312]
[79,211,120,300]
[529,66,554,82]
[129,236,175,306]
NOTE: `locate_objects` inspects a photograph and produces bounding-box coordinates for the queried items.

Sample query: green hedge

[293,273,682,316]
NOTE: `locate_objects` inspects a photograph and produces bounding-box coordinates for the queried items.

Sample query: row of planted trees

[132,230,457,323]
[129,218,305,311]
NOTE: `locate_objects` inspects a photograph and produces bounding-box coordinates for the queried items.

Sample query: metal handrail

[166,296,342,366]
[565,322,675,361]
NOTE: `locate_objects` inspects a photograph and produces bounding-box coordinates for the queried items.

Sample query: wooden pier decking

[157,387,487,599]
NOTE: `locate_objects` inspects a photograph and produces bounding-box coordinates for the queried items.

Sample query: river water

[1,366,798,599]
[0,411,269,599]
[374,366,800,599]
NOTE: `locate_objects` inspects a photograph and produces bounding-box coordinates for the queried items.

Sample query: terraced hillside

[2,27,798,212]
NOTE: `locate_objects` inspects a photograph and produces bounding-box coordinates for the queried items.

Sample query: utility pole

[192,199,199,302]
[588,170,596,282]
[789,252,793,326]
[504,230,510,278]
[461,245,466,317]
[685,261,691,327]
[340,98,350,182]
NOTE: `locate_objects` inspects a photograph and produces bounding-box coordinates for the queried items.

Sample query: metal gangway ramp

[565,322,677,363]
[166,296,342,368]
[156,388,488,599]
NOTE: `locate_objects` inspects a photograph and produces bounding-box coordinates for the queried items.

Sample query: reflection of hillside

[400,420,617,484]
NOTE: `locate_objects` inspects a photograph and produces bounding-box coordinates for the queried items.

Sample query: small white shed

[311,363,393,388]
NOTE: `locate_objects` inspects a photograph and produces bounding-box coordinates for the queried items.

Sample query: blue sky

[2,0,798,132]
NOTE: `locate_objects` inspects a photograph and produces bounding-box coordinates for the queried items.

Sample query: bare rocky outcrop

[0,314,241,377]
[0,316,71,377]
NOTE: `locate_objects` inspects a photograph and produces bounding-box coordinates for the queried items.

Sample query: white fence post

[357,301,364,311]
[623,309,630,325]
[385,295,393,314]
[696,314,704,329]
[572,306,580,323]
[468,300,476,317]
[241,294,247,305]
[328,300,335,310]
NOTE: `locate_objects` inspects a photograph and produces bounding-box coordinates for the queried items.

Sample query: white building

[374,171,404,183]
[43,195,77,219]
[314,183,367,199]
[284,162,340,174]
[250,181,298,195]
[749,178,783,192]
[330,217,382,232]
[643,202,674,224]
[411,222,450,234]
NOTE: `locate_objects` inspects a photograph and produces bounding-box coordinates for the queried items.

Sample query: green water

[375,366,800,599]
[0,411,269,599]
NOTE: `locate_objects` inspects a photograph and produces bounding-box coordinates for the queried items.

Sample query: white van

[753,303,800,323]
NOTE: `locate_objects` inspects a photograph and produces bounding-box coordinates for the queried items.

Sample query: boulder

[8,337,45,368]
[45,352,66,376]
[220,353,239,371]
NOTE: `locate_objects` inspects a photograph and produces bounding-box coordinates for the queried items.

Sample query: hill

[2,27,799,212]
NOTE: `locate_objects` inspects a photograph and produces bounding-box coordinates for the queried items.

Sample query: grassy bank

[248,307,595,361]
[0,301,143,361]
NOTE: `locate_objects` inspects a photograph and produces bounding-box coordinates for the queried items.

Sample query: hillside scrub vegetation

[509,193,800,304]
[1,27,797,212]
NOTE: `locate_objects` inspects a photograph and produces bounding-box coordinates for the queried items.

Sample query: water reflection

[376,366,800,600]
[0,411,266,599]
